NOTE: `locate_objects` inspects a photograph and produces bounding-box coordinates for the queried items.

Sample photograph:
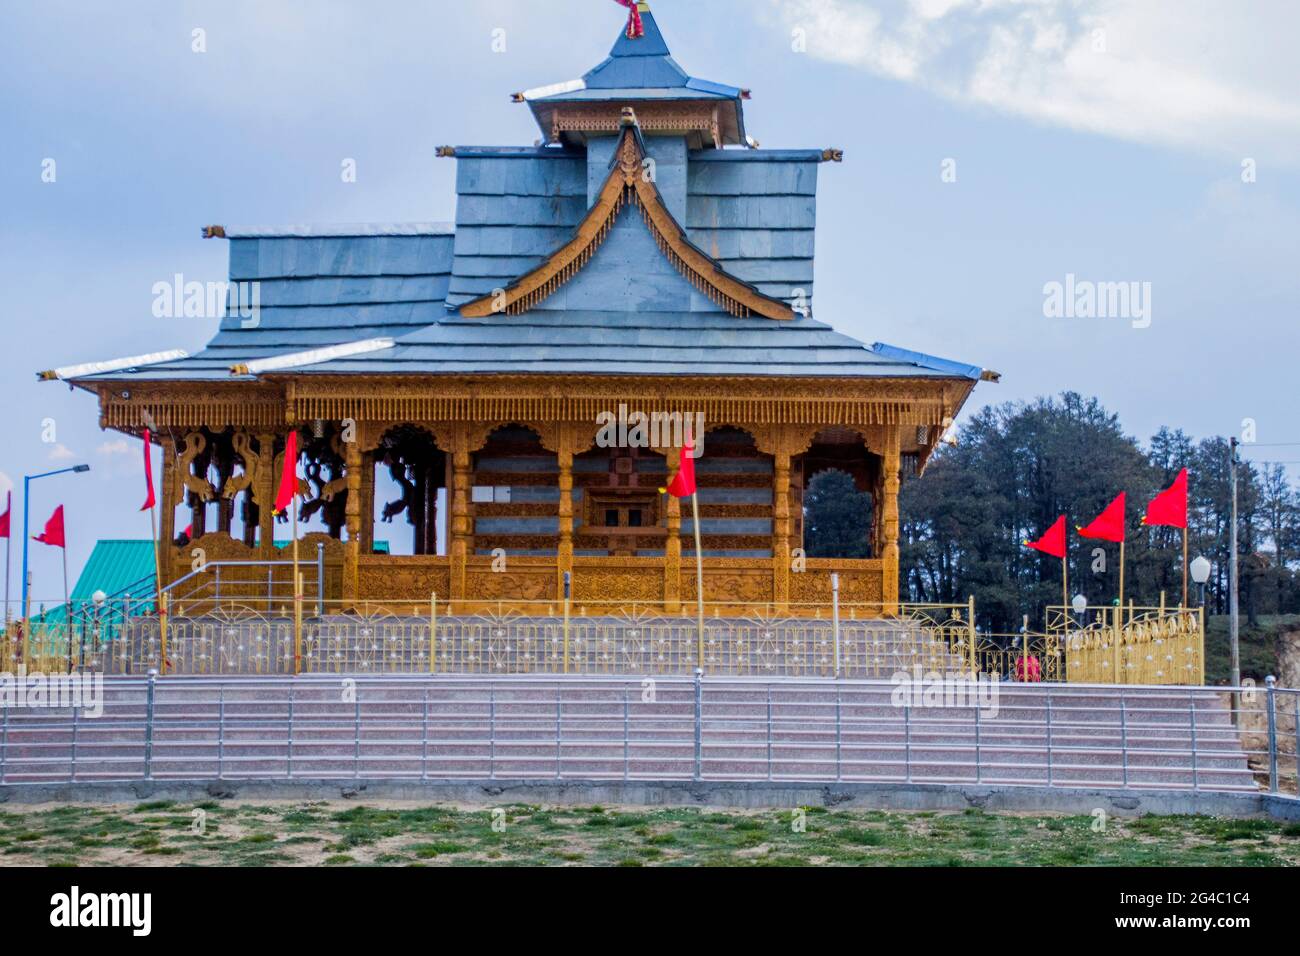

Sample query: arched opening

[472,425,557,556]
[686,426,773,559]
[800,428,878,558]
[375,425,444,556]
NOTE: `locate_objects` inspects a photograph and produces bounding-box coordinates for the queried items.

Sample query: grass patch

[0,802,1294,867]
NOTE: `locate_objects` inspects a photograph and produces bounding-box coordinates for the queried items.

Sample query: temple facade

[48,4,994,615]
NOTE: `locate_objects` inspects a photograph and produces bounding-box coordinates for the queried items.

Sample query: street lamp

[1190,555,1211,608]
[21,464,91,624]
[88,589,107,671]
[1071,593,1088,628]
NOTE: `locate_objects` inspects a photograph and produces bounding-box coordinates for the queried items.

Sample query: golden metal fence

[1058,606,1204,685]
[1,596,1203,685]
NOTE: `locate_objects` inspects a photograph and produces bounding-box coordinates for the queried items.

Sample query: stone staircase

[0,677,1256,792]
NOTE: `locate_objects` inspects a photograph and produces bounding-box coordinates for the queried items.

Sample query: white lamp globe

[1190,556,1211,586]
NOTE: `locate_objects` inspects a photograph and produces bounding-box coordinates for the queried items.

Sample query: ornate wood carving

[344,436,363,600]
[177,432,218,503]
[460,119,794,321]
[681,562,773,605]
[880,426,902,614]
[549,101,725,143]
[572,565,664,604]
[222,432,262,503]
[789,563,884,605]
[357,555,450,602]
[96,383,284,431]
[285,375,959,433]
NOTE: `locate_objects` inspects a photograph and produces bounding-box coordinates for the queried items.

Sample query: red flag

[662,433,697,499]
[0,491,10,538]
[1078,492,1126,543]
[1023,514,1067,559]
[140,428,156,512]
[274,430,299,514]
[1143,468,1188,529]
[33,505,65,549]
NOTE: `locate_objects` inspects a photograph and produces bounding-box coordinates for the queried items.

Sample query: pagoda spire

[516,1,750,147]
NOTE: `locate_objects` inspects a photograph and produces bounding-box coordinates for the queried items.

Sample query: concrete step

[0,677,1257,794]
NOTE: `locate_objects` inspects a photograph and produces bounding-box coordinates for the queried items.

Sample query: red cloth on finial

[613,0,644,39]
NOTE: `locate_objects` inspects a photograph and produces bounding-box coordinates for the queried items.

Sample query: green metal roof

[71,540,158,602]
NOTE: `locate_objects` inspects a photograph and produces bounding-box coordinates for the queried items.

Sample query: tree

[897,392,1296,629]
[803,469,872,558]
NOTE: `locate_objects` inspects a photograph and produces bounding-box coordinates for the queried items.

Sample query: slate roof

[276,312,978,379]
[107,226,456,380]
[444,146,820,311]
[55,5,991,389]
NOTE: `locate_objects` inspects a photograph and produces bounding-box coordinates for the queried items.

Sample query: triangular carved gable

[459,116,794,321]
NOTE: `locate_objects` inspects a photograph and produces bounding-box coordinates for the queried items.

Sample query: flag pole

[61,526,70,673]
[293,484,302,676]
[1118,539,1125,622]
[4,492,10,630]
[1062,553,1068,629]
[1181,525,1188,609]
[149,503,166,674]
[691,490,704,670]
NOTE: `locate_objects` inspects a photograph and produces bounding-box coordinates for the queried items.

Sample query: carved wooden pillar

[449,425,473,601]
[343,436,362,603]
[663,454,682,613]
[159,436,177,586]
[881,426,902,615]
[772,435,792,610]
[214,440,235,535]
[256,432,277,555]
[557,424,574,600]
[359,451,375,552]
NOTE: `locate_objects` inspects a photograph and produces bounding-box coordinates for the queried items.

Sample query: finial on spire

[612,0,645,39]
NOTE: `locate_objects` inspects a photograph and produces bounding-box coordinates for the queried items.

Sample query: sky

[1,0,1297,606]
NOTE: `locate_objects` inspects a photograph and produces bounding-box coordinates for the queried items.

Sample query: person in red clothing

[1015,654,1042,682]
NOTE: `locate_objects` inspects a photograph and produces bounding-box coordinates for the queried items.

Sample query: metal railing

[0,675,1293,796]
[161,549,327,615]
[2,593,1206,685]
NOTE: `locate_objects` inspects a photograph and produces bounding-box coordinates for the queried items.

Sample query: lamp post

[90,588,106,670]
[1228,438,1240,693]
[21,464,90,625]
[1190,555,1211,609]
[1190,553,1212,695]
[1071,593,1088,629]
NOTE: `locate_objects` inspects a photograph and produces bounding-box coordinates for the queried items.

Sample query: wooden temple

[43,3,994,615]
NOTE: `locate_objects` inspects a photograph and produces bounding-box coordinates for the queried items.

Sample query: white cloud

[772,0,1300,164]
[47,444,76,462]
[0,471,13,499]
[96,439,131,457]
